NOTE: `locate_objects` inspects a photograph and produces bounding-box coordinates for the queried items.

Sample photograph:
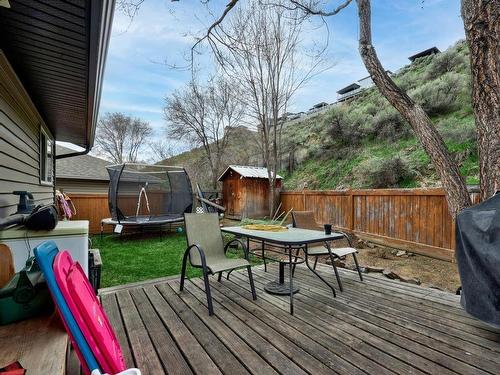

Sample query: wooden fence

[68,194,110,234]
[71,189,481,261]
[280,189,481,262]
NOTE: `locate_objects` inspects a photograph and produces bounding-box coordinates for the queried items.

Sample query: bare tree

[164,77,244,188]
[95,112,153,164]
[212,0,328,216]
[353,0,472,217]
[148,139,175,162]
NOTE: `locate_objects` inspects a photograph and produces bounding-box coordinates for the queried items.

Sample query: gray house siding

[0,52,54,217]
[56,179,109,194]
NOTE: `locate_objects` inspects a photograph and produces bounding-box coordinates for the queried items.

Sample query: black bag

[25,204,58,231]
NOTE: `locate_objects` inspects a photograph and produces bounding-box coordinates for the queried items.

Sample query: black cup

[324,224,332,235]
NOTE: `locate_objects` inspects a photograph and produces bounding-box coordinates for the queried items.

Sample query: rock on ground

[382,269,400,280]
[365,266,384,273]
[400,276,421,285]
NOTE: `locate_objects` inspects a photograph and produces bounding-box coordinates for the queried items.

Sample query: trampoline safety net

[107,164,193,224]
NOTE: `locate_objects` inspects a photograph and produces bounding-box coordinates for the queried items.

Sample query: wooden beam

[354,231,455,262]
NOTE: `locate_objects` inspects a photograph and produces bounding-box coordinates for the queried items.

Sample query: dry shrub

[355,156,415,188]
[425,49,468,81]
[371,108,411,141]
[409,72,465,116]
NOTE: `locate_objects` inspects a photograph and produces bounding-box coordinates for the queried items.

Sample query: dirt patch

[316,242,461,293]
[255,238,460,293]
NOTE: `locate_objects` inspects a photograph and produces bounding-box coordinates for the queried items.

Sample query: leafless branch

[164,76,244,187]
[95,112,153,163]
[189,0,240,69]
[288,0,353,16]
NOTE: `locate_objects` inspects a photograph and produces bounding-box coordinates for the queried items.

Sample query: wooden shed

[218,165,282,219]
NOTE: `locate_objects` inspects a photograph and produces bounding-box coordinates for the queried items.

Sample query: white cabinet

[0,221,89,275]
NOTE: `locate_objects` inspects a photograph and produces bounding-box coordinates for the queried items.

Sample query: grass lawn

[92,232,262,288]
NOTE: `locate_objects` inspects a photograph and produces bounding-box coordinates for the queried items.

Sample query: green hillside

[160,126,261,188]
[164,40,477,191]
[281,40,477,190]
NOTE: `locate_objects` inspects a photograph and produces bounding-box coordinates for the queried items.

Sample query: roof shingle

[56,145,111,181]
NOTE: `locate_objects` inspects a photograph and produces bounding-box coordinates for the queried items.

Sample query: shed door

[227,179,235,215]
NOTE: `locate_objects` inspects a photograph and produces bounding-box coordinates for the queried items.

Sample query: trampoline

[101,163,193,236]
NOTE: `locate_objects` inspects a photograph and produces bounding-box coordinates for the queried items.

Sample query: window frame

[39,126,54,186]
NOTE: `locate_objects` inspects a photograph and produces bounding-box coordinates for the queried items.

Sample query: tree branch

[288,0,353,17]
[190,0,240,67]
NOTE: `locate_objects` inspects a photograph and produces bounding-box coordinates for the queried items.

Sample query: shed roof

[218,165,283,181]
[0,0,114,149]
[56,145,111,181]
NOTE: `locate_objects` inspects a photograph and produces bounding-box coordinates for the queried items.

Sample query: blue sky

[97,0,465,155]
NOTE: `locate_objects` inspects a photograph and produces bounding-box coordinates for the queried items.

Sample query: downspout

[55,145,91,159]
[54,145,90,207]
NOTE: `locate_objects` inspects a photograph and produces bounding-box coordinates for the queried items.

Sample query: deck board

[0,314,67,375]
[101,264,500,375]
[116,290,165,374]
[246,268,490,375]
[289,269,500,373]
[100,293,135,368]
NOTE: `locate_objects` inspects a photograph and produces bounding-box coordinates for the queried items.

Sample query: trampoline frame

[104,163,193,236]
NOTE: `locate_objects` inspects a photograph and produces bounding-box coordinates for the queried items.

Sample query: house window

[40,128,53,184]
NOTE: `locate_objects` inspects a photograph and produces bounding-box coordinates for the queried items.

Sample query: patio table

[221,226,344,314]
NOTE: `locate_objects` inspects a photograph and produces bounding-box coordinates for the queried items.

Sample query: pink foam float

[53,250,135,374]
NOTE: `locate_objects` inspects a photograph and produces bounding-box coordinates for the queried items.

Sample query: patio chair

[292,211,363,291]
[180,213,257,315]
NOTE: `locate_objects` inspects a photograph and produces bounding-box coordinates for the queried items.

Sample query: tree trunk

[356,0,472,218]
[268,178,276,218]
[211,174,218,190]
[461,0,500,200]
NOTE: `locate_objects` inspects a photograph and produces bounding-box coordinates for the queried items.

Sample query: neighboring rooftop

[408,46,440,62]
[337,83,361,95]
[311,102,329,109]
[56,145,111,181]
[218,165,283,181]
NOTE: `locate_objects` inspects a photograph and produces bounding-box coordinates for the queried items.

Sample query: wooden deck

[99,263,500,375]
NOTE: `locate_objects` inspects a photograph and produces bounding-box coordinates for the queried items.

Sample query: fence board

[280,188,479,262]
[68,193,110,234]
[69,189,477,260]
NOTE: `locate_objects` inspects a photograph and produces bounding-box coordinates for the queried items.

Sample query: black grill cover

[455,193,500,328]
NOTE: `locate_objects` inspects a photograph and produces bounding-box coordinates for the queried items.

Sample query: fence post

[348,190,354,231]
[450,218,456,262]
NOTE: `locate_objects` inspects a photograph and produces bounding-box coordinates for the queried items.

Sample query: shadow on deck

[98,263,500,375]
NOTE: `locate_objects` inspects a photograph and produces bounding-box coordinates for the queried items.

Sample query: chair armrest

[332,228,354,247]
[184,243,209,270]
[224,238,250,260]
